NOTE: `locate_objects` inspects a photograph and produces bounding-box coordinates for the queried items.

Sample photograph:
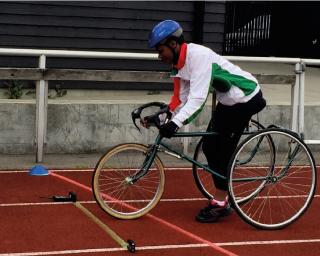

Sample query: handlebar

[131,102,219,138]
[131,102,171,131]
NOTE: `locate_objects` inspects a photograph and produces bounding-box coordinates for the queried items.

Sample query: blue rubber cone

[29,165,49,176]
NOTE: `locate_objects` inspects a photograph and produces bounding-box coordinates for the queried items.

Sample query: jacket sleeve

[172,53,212,127]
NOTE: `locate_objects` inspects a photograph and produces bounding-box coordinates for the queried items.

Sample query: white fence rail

[0,47,319,162]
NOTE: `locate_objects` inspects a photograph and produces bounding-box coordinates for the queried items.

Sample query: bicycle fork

[127,144,159,184]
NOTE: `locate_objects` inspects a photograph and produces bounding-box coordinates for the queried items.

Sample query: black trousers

[202,90,266,190]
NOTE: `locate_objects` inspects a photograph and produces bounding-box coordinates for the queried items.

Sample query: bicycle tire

[228,128,317,229]
[92,143,165,219]
[192,119,268,200]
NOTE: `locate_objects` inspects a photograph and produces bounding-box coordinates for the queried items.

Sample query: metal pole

[35,54,47,162]
[293,62,306,137]
[291,63,301,133]
[298,61,306,137]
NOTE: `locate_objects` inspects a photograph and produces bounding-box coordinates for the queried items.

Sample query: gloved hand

[141,105,173,129]
[161,105,173,120]
[159,121,179,138]
[158,106,173,125]
[140,115,153,128]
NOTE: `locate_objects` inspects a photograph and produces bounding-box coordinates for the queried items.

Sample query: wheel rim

[93,144,164,219]
[229,130,316,229]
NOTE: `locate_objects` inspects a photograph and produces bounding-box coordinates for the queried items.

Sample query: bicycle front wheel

[228,128,317,229]
[92,143,165,219]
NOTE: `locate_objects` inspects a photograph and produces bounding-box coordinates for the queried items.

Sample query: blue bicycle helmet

[148,20,183,48]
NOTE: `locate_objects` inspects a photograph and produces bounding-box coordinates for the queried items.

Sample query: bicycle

[92,102,317,230]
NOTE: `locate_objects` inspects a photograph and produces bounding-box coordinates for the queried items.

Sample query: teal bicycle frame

[129,101,270,184]
[131,131,225,183]
[130,129,274,184]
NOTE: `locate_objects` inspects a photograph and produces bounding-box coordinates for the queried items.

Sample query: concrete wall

[0,100,318,154]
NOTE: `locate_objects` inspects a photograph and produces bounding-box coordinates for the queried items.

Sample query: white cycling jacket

[170,43,260,128]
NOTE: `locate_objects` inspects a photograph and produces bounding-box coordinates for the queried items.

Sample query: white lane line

[0,170,29,173]
[1,239,320,255]
[0,198,207,207]
[3,194,320,207]
[0,201,95,207]
[0,247,125,255]
[218,239,320,246]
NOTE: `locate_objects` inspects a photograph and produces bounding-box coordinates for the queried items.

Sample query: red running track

[0,168,320,256]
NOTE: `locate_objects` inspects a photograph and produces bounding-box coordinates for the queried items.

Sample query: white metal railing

[0,47,319,162]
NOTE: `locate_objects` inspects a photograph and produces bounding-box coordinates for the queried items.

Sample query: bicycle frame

[131,131,226,183]
[276,139,301,180]
[131,128,276,184]
[130,102,268,183]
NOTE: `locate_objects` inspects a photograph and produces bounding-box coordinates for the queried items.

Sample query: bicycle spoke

[229,129,316,229]
[92,144,165,219]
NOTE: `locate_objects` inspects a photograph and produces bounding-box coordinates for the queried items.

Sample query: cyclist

[146,20,266,223]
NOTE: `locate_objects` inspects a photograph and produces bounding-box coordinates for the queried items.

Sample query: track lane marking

[3,194,320,208]
[0,198,208,207]
[1,239,320,255]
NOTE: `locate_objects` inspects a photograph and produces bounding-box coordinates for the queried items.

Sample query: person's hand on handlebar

[159,121,179,138]
[140,115,153,128]
[140,105,172,129]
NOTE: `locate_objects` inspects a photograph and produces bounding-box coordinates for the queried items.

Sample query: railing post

[293,61,306,137]
[291,63,301,133]
[298,61,306,137]
[35,54,48,162]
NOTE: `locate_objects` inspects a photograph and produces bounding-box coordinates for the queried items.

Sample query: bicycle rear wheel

[92,143,165,219]
[228,128,317,229]
[192,119,266,199]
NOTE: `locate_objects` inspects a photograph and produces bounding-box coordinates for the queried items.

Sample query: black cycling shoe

[196,202,232,223]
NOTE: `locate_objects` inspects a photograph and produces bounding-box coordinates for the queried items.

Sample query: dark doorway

[224,2,320,58]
